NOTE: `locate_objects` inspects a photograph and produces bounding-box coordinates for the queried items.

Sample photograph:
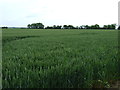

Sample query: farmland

[2,29,120,88]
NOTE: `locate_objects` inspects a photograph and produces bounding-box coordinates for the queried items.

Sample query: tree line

[1,23,119,29]
[27,23,120,30]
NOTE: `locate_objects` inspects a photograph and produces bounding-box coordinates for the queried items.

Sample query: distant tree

[111,24,116,29]
[63,25,75,29]
[56,25,62,29]
[108,25,112,29]
[27,24,31,29]
[84,25,90,29]
[103,25,108,29]
[103,24,116,29]
[68,25,74,29]
[45,25,62,29]
[45,26,53,29]
[76,26,79,29]
[63,25,68,29]
[27,23,44,29]
[37,23,44,29]
[90,25,95,29]
[87,24,100,29]
[2,27,8,29]
[53,25,57,29]
[94,24,100,29]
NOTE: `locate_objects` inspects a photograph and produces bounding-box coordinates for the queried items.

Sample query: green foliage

[63,25,75,29]
[45,25,62,29]
[103,24,116,29]
[2,29,119,88]
[27,23,44,29]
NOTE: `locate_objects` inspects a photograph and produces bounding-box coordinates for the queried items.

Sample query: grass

[2,29,120,88]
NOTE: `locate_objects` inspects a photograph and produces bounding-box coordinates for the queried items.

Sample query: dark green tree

[84,25,90,29]
[27,24,31,29]
[56,25,62,29]
[68,25,74,29]
[36,23,44,29]
[27,23,44,29]
[63,25,68,29]
[111,24,116,29]
[103,25,108,29]
[45,26,53,29]
[103,24,116,29]
[94,24,100,29]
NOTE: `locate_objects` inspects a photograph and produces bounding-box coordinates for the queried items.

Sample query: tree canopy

[27,23,44,29]
[27,23,117,30]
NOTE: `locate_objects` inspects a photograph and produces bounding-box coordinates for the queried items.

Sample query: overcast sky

[0,0,119,27]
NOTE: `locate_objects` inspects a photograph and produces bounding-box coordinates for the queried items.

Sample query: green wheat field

[2,29,120,88]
